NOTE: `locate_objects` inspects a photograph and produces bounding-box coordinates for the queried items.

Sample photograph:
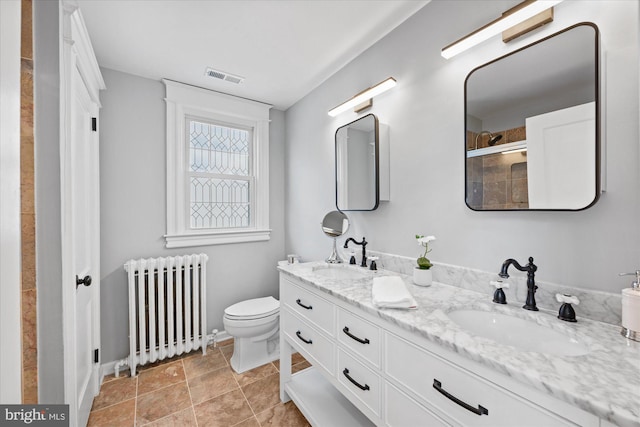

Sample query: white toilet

[223,296,280,373]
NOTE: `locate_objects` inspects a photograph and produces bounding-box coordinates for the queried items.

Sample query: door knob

[76,275,92,289]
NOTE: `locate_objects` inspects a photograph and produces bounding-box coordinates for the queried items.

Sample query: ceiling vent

[205,67,245,84]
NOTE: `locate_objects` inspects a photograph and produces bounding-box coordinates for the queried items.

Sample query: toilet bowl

[223,296,280,373]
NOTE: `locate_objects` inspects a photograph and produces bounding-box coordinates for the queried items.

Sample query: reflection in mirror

[336,114,379,211]
[322,211,350,263]
[465,23,599,211]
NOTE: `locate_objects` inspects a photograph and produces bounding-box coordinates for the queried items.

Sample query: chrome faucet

[344,237,368,267]
[499,257,538,311]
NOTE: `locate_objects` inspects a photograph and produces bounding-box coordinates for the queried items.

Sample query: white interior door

[526,102,596,209]
[70,65,100,426]
[61,6,104,426]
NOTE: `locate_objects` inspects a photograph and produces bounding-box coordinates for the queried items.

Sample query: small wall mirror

[465,23,600,211]
[321,210,350,237]
[322,211,350,263]
[335,114,381,211]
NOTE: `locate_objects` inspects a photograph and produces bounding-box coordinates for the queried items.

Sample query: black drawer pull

[343,327,370,344]
[295,330,312,344]
[433,379,488,416]
[296,299,312,310]
[343,368,370,391]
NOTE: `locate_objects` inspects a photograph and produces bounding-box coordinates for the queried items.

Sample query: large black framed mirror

[335,114,380,211]
[465,23,600,211]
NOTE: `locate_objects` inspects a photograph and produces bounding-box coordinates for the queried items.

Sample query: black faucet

[499,257,538,311]
[344,237,368,267]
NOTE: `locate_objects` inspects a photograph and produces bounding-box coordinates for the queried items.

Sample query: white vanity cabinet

[279,273,601,427]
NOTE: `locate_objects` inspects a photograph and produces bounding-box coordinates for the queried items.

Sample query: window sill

[164,229,271,248]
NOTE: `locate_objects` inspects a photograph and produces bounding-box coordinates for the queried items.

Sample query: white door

[61,6,104,426]
[526,102,596,209]
[69,65,100,426]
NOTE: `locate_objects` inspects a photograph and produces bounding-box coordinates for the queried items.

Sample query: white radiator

[122,254,209,376]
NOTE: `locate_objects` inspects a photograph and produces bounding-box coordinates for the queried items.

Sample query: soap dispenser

[620,270,640,342]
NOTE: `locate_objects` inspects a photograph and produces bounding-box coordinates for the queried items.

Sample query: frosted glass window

[187,119,253,230]
[189,121,250,175]
[190,177,250,229]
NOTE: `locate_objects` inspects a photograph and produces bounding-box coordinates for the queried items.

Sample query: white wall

[99,68,286,364]
[285,0,640,293]
[34,0,65,402]
[0,0,23,403]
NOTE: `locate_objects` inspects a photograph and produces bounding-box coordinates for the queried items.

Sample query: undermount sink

[447,309,589,356]
[312,265,368,280]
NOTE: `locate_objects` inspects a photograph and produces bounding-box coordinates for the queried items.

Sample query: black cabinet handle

[295,330,312,344]
[296,299,312,310]
[343,368,370,391]
[433,379,488,416]
[343,327,370,344]
[76,275,92,289]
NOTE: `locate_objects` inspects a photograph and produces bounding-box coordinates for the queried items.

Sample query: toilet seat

[224,296,279,320]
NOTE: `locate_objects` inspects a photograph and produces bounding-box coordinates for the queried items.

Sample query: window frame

[164,80,271,248]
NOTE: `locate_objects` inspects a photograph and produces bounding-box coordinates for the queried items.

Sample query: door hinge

[94,349,99,364]
[91,117,97,132]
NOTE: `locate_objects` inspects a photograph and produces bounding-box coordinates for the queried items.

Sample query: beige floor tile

[136,354,184,373]
[91,376,137,411]
[291,352,306,365]
[272,352,306,372]
[21,366,37,404]
[141,407,197,427]
[255,401,310,427]
[136,382,191,425]
[137,360,185,395]
[292,360,312,374]
[88,398,135,427]
[93,340,312,427]
[241,372,280,414]
[217,338,234,348]
[232,416,260,427]
[188,366,238,405]
[193,389,254,427]
[220,344,234,363]
[233,362,278,388]
[182,348,227,379]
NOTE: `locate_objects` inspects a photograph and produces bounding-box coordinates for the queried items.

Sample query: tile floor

[88,339,311,427]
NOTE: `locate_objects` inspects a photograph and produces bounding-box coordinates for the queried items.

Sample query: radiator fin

[124,254,209,376]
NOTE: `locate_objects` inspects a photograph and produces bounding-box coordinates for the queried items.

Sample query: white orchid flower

[417,235,436,246]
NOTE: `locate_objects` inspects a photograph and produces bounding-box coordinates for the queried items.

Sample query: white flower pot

[413,268,432,287]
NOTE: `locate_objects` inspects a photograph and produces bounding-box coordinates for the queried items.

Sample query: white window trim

[164,80,271,248]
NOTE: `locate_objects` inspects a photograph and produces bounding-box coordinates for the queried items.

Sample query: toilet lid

[224,296,280,319]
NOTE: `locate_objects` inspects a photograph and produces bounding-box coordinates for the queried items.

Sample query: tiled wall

[21,0,37,404]
[466,126,529,210]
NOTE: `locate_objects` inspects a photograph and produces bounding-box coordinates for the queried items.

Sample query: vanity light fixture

[328,77,396,117]
[441,0,563,59]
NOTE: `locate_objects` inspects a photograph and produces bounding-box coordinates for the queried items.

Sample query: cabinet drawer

[338,348,381,417]
[338,308,381,368]
[282,309,334,374]
[385,333,578,427]
[385,382,450,427]
[281,278,335,336]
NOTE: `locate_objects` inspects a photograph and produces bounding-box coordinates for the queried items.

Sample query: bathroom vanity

[278,262,640,427]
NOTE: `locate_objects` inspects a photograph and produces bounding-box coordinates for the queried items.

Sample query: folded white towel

[372,276,417,309]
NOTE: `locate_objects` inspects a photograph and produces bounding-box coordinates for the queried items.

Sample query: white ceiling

[77,0,429,110]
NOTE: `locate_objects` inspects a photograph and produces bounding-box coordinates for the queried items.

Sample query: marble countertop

[278,262,640,427]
